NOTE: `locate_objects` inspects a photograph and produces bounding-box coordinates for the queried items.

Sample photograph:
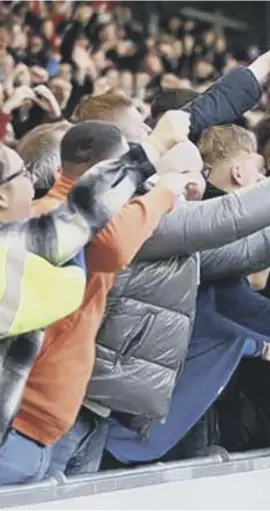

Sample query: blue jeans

[47,409,109,477]
[0,429,51,485]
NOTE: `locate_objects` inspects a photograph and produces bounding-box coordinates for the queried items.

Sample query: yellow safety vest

[0,243,86,339]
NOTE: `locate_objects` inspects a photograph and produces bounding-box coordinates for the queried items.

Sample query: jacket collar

[47,176,75,201]
[203,181,226,200]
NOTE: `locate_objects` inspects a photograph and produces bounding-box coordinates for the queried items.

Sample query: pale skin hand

[156,141,205,198]
[3,64,31,98]
[158,172,203,198]
[248,49,270,84]
[142,110,191,166]
[33,85,61,119]
[156,140,203,176]
[2,86,36,114]
[248,269,270,291]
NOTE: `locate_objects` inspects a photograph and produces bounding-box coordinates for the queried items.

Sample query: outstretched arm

[136,178,270,261]
[184,51,270,141]
[0,111,192,268]
[200,227,270,280]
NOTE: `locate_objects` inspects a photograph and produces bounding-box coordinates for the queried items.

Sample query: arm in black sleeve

[184,67,262,141]
[60,21,82,63]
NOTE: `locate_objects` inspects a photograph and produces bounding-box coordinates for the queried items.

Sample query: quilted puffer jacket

[86,178,270,427]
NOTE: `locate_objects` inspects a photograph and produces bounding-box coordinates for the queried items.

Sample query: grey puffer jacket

[86,178,270,425]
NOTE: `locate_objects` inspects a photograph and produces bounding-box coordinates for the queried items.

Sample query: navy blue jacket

[148,67,261,141]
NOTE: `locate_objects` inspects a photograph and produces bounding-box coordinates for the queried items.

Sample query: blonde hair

[18,121,71,190]
[74,92,133,123]
[198,125,257,168]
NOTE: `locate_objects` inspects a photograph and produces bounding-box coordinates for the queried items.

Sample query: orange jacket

[0,111,10,141]
[15,176,174,445]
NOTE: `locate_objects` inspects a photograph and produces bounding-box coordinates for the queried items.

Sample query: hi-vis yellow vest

[0,243,86,339]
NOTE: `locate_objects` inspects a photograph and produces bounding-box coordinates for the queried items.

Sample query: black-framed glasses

[0,166,33,187]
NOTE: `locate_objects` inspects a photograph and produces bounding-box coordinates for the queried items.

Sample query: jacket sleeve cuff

[186,66,262,142]
[122,143,156,181]
[232,66,262,106]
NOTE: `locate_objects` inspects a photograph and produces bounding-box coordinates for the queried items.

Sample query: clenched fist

[158,172,203,198]
[156,140,203,175]
[142,110,191,165]
[3,85,36,114]
[34,85,61,119]
[156,140,206,199]
[151,110,191,151]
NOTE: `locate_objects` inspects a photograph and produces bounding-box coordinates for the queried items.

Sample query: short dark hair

[256,116,270,154]
[151,88,199,121]
[61,120,123,169]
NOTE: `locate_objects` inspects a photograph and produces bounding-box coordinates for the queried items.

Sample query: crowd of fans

[1,0,270,488]
[0,0,268,147]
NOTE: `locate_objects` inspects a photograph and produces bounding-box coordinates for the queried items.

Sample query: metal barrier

[1,448,270,509]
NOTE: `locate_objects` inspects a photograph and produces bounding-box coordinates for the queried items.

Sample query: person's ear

[0,189,9,211]
[231,163,244,187]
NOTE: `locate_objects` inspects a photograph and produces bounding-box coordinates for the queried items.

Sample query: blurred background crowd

[0,0,268,147]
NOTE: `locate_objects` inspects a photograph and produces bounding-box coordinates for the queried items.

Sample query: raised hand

[3,85,36,114]
[145,110,191,163]
[33,85,61,119]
